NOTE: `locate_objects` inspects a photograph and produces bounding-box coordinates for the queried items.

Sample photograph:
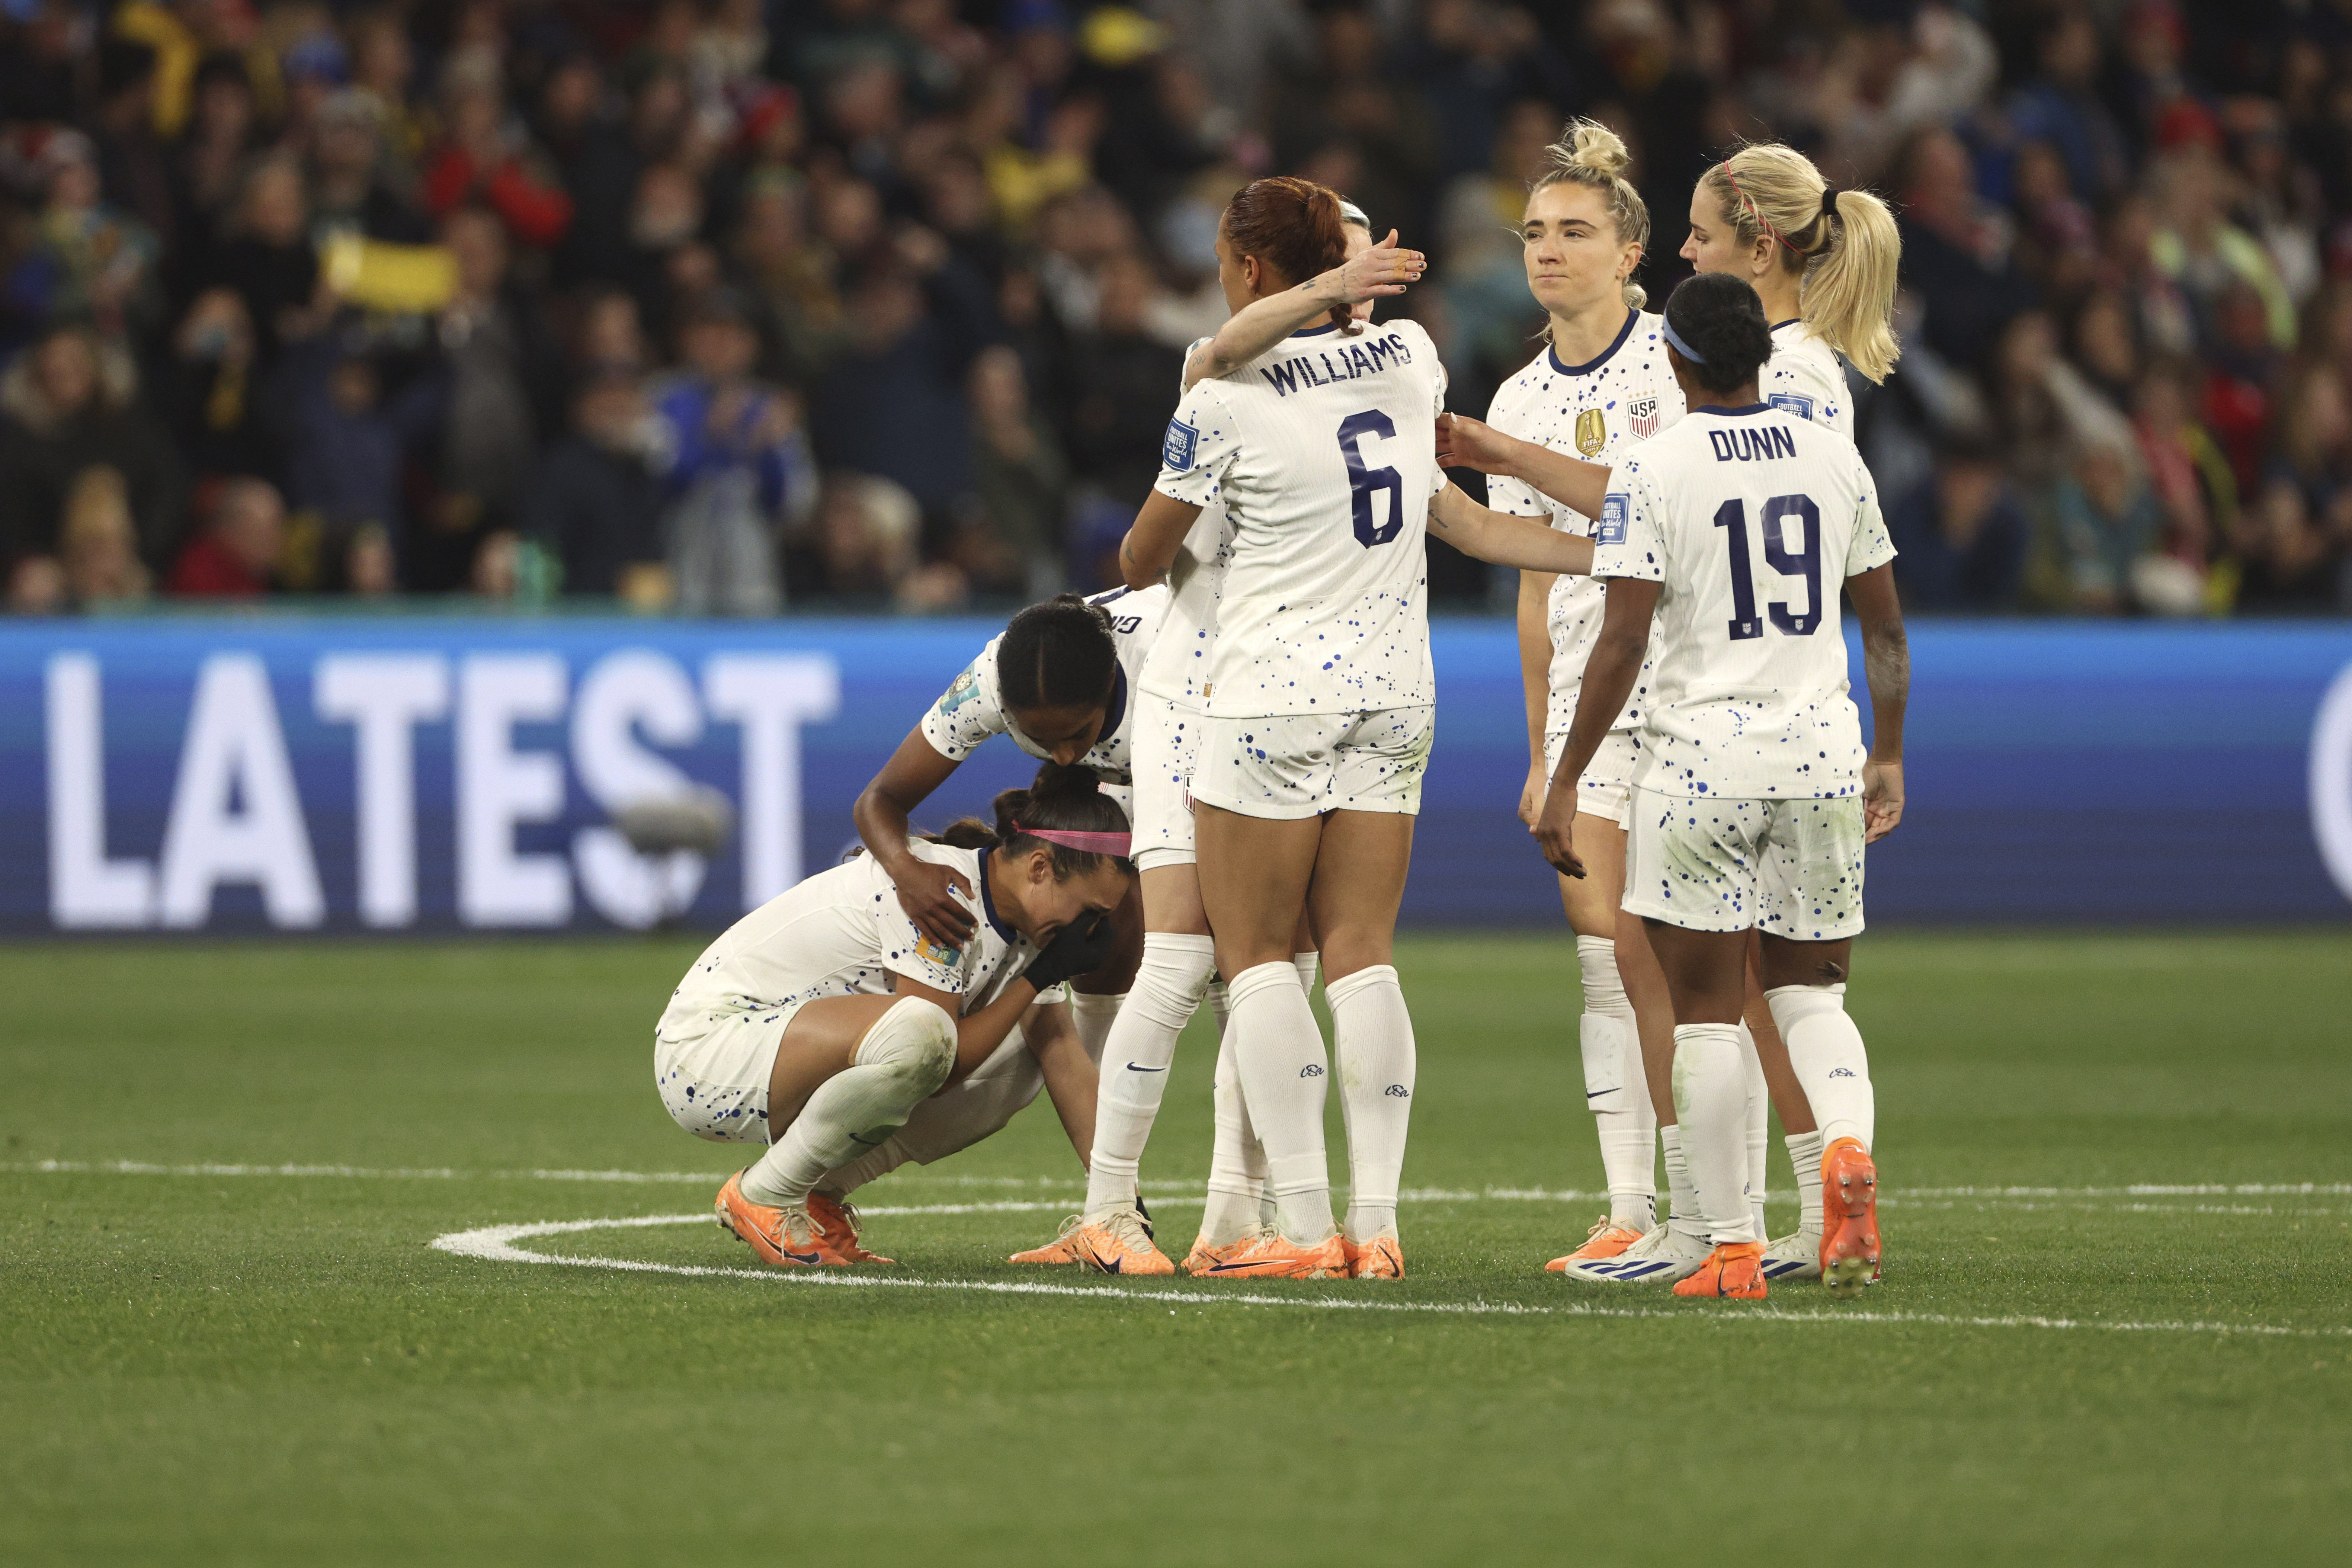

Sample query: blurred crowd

[3,0,2350,617]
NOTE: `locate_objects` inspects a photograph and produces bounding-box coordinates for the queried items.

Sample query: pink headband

[1015,823,1132,857]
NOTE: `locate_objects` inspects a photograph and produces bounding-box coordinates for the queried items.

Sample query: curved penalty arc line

[429,1213,2352,1340]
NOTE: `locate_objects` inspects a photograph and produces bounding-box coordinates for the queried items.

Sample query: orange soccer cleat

[1071,1209,1176,1276]
[1545,1214,1649,1273]
[1819,1137,1882,1298]
[1672,1240,1769,1299]
[1194,1230,1349,1280]
[806,1192,894,1264]
[1009,1215,1089,1265]
[715,1171,850,1267]
[1341,1233,1404,1279]
[1182,1226,1262,1276]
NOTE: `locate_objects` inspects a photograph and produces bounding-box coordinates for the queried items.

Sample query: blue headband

[1660,312,1706,364]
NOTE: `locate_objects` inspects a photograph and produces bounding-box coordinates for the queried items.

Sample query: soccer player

[1535,272,1909,1299]
[1120,176,1595,1278]
[1443,145,1905,1277]
[661,764,1132,1267]
[1473,119,1687,1271]
[1068,201,1425,1277]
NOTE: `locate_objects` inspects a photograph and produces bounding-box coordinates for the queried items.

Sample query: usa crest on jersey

[1628,396,1660,440]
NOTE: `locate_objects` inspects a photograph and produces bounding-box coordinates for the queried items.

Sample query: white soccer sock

[1577,935,1657,1228]
[1294,950,1319,998]
[1327,964,1414,1242]
[1660,1125,1706,1243]
[1201,986,1270,1245]
[1227,959,1335,1242]
[740,998,956,1209]
[818,1134,911,1197]
[1068,990,1124,1067]
[1768,984,1874,1151]
[1672,1022,1759,1245]
[1785,1128,1825,1234]
[1082,937,1213,1219]
[1738,1021,1769,1239]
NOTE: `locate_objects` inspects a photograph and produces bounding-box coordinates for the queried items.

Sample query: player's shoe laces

[1072,1208,1176,1276]
[1545,1213,1650,1272]
[1759,1225,1822,1281]
[715,1171,848,1267]
[1819,1137,1882,1299]
[1196,1229,1348,1279]
[1672,1240,1769,1299]
[806,1192,893,1264]
[1341,1232,1404,1279]
[1554,1220,1712,1285]
[1008,1215,1087,1265]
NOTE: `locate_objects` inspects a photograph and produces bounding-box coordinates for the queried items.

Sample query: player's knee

[1131,932,1217,1029]
[1763,982,1846,1038]
[859,997,958,1095]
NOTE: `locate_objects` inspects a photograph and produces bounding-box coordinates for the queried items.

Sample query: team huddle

[650,122,1912,1302]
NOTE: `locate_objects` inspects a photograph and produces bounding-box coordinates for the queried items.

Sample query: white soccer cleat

[1759,1226,1823,1281]
[1554,1221,1713,1285]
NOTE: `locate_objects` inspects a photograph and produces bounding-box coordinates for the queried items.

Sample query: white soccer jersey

[921,584,1169,783]
[1137,339,1234,708]
[1594,404,1897,800]
[657,841,1045,1040]
[1155,318,1449,718]
[1483,310,1685,735]
[1762,320,1853,438]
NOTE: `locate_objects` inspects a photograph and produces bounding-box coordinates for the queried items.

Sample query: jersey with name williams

[1137,338,1234,708]
[657,842,1051,1050]
[920,584,1167,784]
[1482,310,1685,737]
[1154,318,1448,719]
[1594,405,1896,801]
[1762,320,1853,438]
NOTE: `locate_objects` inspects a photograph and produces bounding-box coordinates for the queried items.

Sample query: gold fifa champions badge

[1575,407,1607,457]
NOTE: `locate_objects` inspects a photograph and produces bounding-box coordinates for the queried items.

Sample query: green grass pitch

[4,931,2349,1565]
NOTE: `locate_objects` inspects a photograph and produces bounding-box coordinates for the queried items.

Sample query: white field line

[430,1213,2352,1341]
[12,1161,2352,1209]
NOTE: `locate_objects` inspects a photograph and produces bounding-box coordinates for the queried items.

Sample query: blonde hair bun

[1551,119,1631,181]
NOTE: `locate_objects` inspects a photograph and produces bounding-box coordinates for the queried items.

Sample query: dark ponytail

[1223,176,1352,331]
[929,762,1133,880]
[1662,272,1775,397]
[997,593,1118,713]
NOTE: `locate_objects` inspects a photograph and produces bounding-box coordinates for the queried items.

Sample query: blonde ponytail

[1531,118,1651,311]
[1698,143,1903,382]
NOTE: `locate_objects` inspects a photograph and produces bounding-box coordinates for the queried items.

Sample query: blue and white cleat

[1554,1221,1712,1285]
[1759,1226,1822,1282]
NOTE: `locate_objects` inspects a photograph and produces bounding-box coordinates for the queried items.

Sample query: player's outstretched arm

[1429,482,1594,575]
[1436,413,1612,520]
[1119,490,1204,590]
[1021,1000,1098,1168]
[855,730,975,946]
[1182,231,1424,389]
[1534,577,1659,879]
[1848,562,1909,843]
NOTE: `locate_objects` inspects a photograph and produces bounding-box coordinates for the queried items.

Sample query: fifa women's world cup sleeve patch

[1162,417,1199,471]
[918,652,1007,760]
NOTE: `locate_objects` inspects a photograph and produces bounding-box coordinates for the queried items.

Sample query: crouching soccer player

[654,764,1132,1266]
[1537,271,1908,1299]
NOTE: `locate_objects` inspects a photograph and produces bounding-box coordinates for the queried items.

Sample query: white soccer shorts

[1621,786,1866,940]
[1542,728,1643,828]
[1191,705,1435,820]
[1131,693,1205,871]
[654,1001,809,1144]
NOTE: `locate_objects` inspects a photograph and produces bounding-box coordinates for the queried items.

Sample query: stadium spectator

[56,464,152,610]
[0,322,181,575]
[1886,439,2031,613]
[167,477,284,599]
[0,0,2345,616]
[525,372,669,606]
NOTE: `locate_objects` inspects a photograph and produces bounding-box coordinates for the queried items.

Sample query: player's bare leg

[1547,813,1661,1269]
[1194,803,1346,1277]
[1308,809,1416,1278]
[1637,919,1768,1299]
[1759,934,1878,1296]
